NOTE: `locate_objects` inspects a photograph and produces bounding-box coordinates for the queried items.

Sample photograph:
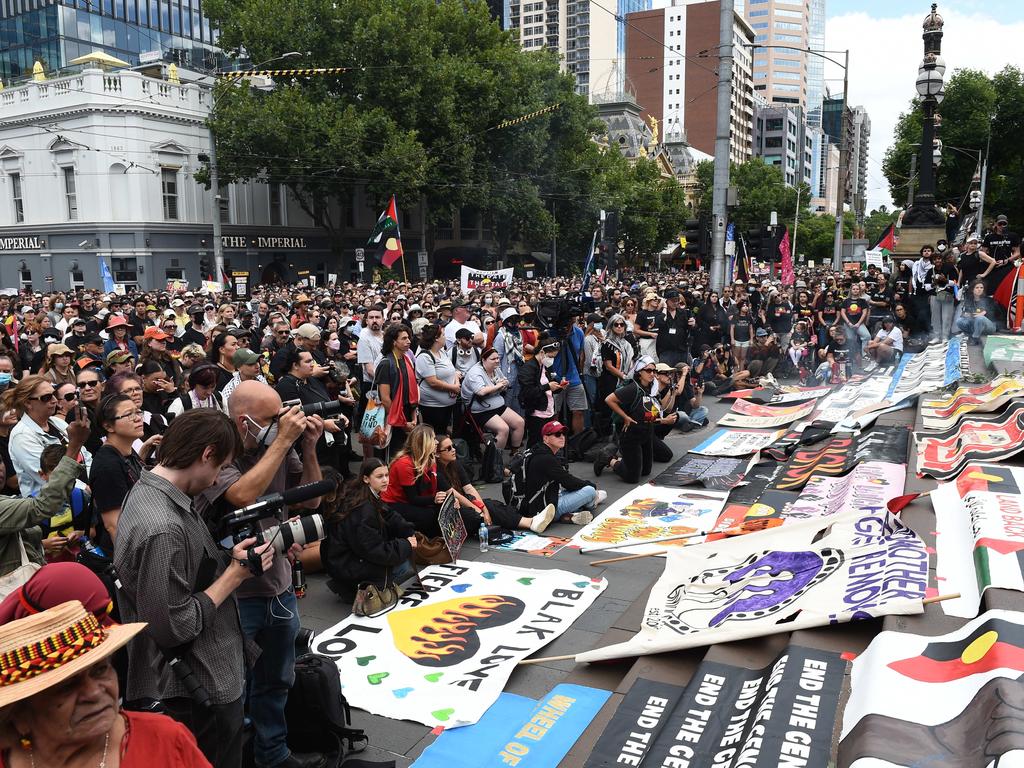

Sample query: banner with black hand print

[839,609,1024,767]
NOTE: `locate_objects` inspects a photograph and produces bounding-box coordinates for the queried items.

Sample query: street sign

[419,264,428,280]
[358,260,365,273]
[417,250,428,267]
[355,248,365,262]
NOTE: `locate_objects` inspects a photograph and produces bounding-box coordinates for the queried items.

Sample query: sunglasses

[549,430,567,437]
[640,367,656,374]
[78,380,100,388]
[612,322,625,327]
[59,392,79,402]
[439,444,456,453]
[29,392,56,403]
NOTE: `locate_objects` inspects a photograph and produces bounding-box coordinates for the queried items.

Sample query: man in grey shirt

[195,381,326,768]
[355,305,384,423]
[115,408,274,768]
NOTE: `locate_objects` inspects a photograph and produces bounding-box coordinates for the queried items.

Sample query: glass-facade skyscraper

[0,0,223,83]
[806,0,825,126]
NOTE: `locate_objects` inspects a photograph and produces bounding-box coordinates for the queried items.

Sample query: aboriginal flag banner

[368,195,404,268]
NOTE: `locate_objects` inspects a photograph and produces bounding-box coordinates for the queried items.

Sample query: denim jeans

[845,323,870,355]
[681,405,708,425]
[558,486,597,516]
[238,589,300,768]
[956,314,997,339]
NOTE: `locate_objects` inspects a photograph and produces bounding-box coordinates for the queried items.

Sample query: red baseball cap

[143,326,171,341]
[541,421,568,437]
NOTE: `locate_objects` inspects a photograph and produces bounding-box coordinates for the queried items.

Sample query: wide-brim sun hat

[0,600,145,708]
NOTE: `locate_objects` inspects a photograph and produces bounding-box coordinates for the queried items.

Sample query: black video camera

[281,397,345,419]
[223,480,332,575]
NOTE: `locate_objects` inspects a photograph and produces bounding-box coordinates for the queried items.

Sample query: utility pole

[977,131,990,239]
[831,49,849,271]
[709,0,734,292]
[209,138,224,284]
[792,184,801,260]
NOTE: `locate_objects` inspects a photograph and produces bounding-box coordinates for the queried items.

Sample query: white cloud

[826,9,1024,211]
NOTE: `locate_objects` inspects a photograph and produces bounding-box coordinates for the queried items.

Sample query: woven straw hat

[0,601,144,708]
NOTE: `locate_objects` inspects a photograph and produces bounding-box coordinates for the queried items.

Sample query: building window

[775,33,802,42]
[19,270,32,288]
[62,166,77,220]
[765,137,782,148]
[766,118,783,131]
[218,185,230,224]
[775,21,803,30]
[161,168,179,220]
[165,268,185,281]
[270,183,283,226]
[459,208,479,241]
[112,257,137,284]
[10,173,23,223]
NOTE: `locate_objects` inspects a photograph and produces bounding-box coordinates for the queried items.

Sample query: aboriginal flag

[368,195,404,268]
[888,616,1024,683]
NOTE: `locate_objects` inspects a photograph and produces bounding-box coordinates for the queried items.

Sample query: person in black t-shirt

[959,234,994,288]
[729,301,754,370]
[867,274,893,330]
[981,214,1021,294]
[930,252,959,342]
[815,290,840,347]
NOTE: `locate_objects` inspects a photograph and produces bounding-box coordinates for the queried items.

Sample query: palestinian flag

[871,223,898,254]
[888,616,1024,682]
[368,195,404,268]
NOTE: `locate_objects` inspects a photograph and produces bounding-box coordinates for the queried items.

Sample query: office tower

[625,1,754,163]
[746,0,809,110]
[806,0,826,126]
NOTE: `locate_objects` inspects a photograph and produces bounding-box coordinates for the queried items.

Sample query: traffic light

[199,255,211,278]
[682,219,702,259]
[766,224,787,263]
[699,215,712,257]
[745,228,763,262]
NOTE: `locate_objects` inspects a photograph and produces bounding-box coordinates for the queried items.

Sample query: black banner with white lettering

[584,646,846,768]
[651,455,752,490]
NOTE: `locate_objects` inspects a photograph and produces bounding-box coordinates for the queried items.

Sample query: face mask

[484,297,493,305]
[244,415,278,448]
[0,373,11,387]
[55,303,64,311]
[594,323,604,332]
[327,339,341,351]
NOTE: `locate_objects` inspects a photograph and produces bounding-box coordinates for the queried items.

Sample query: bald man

[194,380,329,768]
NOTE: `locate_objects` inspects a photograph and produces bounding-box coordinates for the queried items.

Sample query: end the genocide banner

[839,609,1024,767]
[576,505,928,664]
[585,645,846,768]
[460,266,514,294]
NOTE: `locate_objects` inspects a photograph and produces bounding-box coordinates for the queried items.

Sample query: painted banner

[886,337,965,400]
[931,463,1024,618]
[438,492,467,561]
[915,400,1024,480]
[769,426,910,492]
[311,561,606,728]
[718,399,817,429]
[814,379,891,425]
[584,646,846,768]
[650,453,759,490]
[719,386,831,405]
[839,609,1024,767]
[763,421,834,461]
[691,428,787,457]
[575,505,928,663]
[568,486,729,556]
[412,683,611,768]
[460,266,514,294]
[493,532,570,558]
[983,333,1024,366]
[920,374,1024,431]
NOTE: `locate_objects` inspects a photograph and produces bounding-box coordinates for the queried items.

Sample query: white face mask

[327,339,341,351]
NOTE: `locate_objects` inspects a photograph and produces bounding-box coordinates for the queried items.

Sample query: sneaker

[570,509,593,526]
[594,489,608,507]
[529,503,556,533]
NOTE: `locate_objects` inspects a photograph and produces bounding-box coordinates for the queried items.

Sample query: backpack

[565,427,600,462]
[480,433,505,485]
[502,447,551,516]
[285,654,367,767]
[451,437,481,483]
[176,390,223,414]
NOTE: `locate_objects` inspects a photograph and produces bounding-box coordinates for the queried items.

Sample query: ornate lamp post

[904,4,946,226]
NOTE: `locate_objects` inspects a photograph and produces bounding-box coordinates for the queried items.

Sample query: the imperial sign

[220,235,308,249]
[0,236,43,250]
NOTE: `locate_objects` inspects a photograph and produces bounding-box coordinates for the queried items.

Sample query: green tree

[692,159,807,235]
[862,206,898,247]
[883,66,1024,225]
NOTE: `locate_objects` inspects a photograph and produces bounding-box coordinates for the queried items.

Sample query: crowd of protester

[0,215,1014,768]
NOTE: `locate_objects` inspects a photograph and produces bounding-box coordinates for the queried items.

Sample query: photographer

[196,380,326,768]
[275,346,349,470]
[115,409,274,768]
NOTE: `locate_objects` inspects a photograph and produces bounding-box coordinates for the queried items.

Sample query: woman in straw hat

[0,600,209,767]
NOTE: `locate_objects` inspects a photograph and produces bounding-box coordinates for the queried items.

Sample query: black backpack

[565,427,599,462]
[285,654,367,767]
[502,447,550,516]
[480,433,505,485]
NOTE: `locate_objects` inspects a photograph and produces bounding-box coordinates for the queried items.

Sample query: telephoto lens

[265,514,326,555]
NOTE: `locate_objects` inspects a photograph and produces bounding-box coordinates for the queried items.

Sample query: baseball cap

[171,298,185,307]
[232,348,260,366]
[541,421,568,437]
[454,328,474,341]
[755,328,769,337]
[664,289,681,300]
[966,234,980,243]
[46,343,73,357]
[294,323,322,340]
[997,215,1009,224]
[143,326,171,341]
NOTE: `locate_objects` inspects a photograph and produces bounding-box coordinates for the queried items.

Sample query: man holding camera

[116,408,275,768]
[196,380,327,768]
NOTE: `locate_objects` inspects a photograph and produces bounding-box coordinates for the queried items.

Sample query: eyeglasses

[29,392,55,403]
[119,386,142,396]
[112,409,144,421]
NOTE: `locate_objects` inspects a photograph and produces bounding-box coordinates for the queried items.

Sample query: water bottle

[479,522,489,553]
[78,535,106,558]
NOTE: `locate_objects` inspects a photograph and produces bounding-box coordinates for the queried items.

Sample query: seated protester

[434,434,547,533]
[866,316,905,366]
[699,343,754,395]
[787,319,815,384]
[669,362,709,429]
[165,363,226,418]
[460,347,524,451]
[322,458,417,601]
[892,302,923,343]
[746,328,781,380]
[597,357,661,486]
[814,325,857,384]
[381,424,442,536]
[955,279,1002,345]
[35,443,92,563]
[522,420,603,527]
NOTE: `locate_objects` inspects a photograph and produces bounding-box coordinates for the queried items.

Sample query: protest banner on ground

[574,506,928,663]
[412,683,610,768]
[718,399,817,429]
[460,266,514,294]
[920,374,1024,431]
[930,463,1024,618]
[839,609,1024,767]
[691,428,787,456]
[311,561,605,728]
[983,333,1024,366]
[915,400,1024,480]
[649,453,759,490]
[584,645,846,768]
[886,337,965,400]
[720,386,831,405]
[569,486,729,556]
[493,531,571,558]
[769,426,910,492]
[762,421,834,460]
